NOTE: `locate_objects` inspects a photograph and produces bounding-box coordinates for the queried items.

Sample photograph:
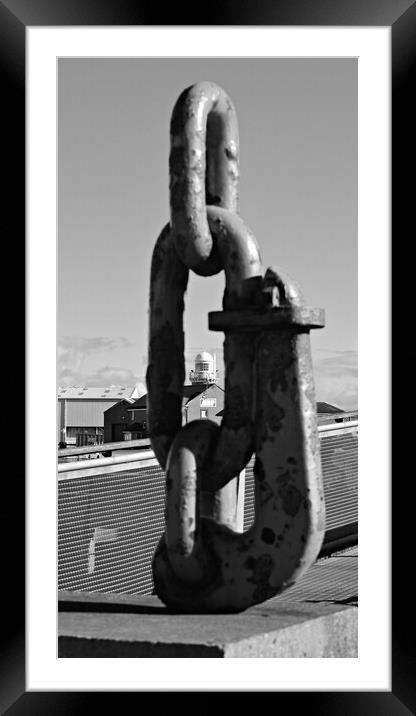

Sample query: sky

[58,58,357,410]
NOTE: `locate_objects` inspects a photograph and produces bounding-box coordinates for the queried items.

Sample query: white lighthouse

[189,351,217,385]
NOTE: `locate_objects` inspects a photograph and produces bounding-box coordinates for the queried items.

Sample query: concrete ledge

[59,593,357,658]
[59,548,358,657]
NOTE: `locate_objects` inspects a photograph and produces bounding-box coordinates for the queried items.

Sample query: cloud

[93,366,145,390]
[58,335,134,365]
[58,336,141,389]
[313,350,357,411]
[58,364,145,392]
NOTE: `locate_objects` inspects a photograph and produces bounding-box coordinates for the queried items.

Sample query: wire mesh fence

[58,424,358,596]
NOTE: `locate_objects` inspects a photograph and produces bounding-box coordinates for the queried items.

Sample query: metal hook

[151,255,326,612]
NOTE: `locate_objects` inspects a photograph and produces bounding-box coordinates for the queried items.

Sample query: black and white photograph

[56,57,358,655]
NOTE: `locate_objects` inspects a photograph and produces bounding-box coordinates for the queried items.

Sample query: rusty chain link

[147,82,326,612]
[169,81,240,276]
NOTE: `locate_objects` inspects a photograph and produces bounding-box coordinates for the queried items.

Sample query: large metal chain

[147,82,326,612]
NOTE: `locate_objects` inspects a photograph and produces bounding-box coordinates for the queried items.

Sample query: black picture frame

[7,0,409,712]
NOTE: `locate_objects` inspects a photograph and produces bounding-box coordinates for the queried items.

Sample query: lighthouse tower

[189,351,217,385]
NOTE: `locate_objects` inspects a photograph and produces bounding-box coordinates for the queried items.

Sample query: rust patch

[223,385,250,429]
[259,481,274,505]
[268,342,295,393]
[263,393,285,432]
[276,469,291,484]
[261,527,275,544]
[244,556,256,570]
[245,553,276,602]
[279,483,302,516]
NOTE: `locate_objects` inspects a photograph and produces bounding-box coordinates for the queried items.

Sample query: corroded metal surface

[147,82,326,612]
[170,81,239,276]
[147,207,262,476]
[146,224,188,469]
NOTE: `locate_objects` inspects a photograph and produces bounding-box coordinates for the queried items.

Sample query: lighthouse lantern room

[189,352,217,385]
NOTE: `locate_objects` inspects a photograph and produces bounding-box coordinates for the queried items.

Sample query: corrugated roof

[57,386,136,400]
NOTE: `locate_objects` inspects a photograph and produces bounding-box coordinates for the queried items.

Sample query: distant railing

[58,438,151,462]
[58,420,358,595]
[58,418,357,461]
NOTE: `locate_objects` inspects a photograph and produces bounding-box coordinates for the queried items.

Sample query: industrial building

[104,352,224,442]
[103,397,147,443]
[104,383,225,443]
[57,385,142,447]
[103,351,348,442]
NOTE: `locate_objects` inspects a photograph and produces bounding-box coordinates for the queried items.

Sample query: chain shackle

[170,82,240,276]
[152,268,326,613]
[147,206,261,476]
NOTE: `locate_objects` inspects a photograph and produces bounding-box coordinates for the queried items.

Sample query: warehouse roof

[57,386,136,400]
[316,402,344,414]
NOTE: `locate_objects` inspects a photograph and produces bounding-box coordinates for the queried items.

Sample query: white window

[200,409,207,418]
[197,362,210,371]
[200,397,216,407]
